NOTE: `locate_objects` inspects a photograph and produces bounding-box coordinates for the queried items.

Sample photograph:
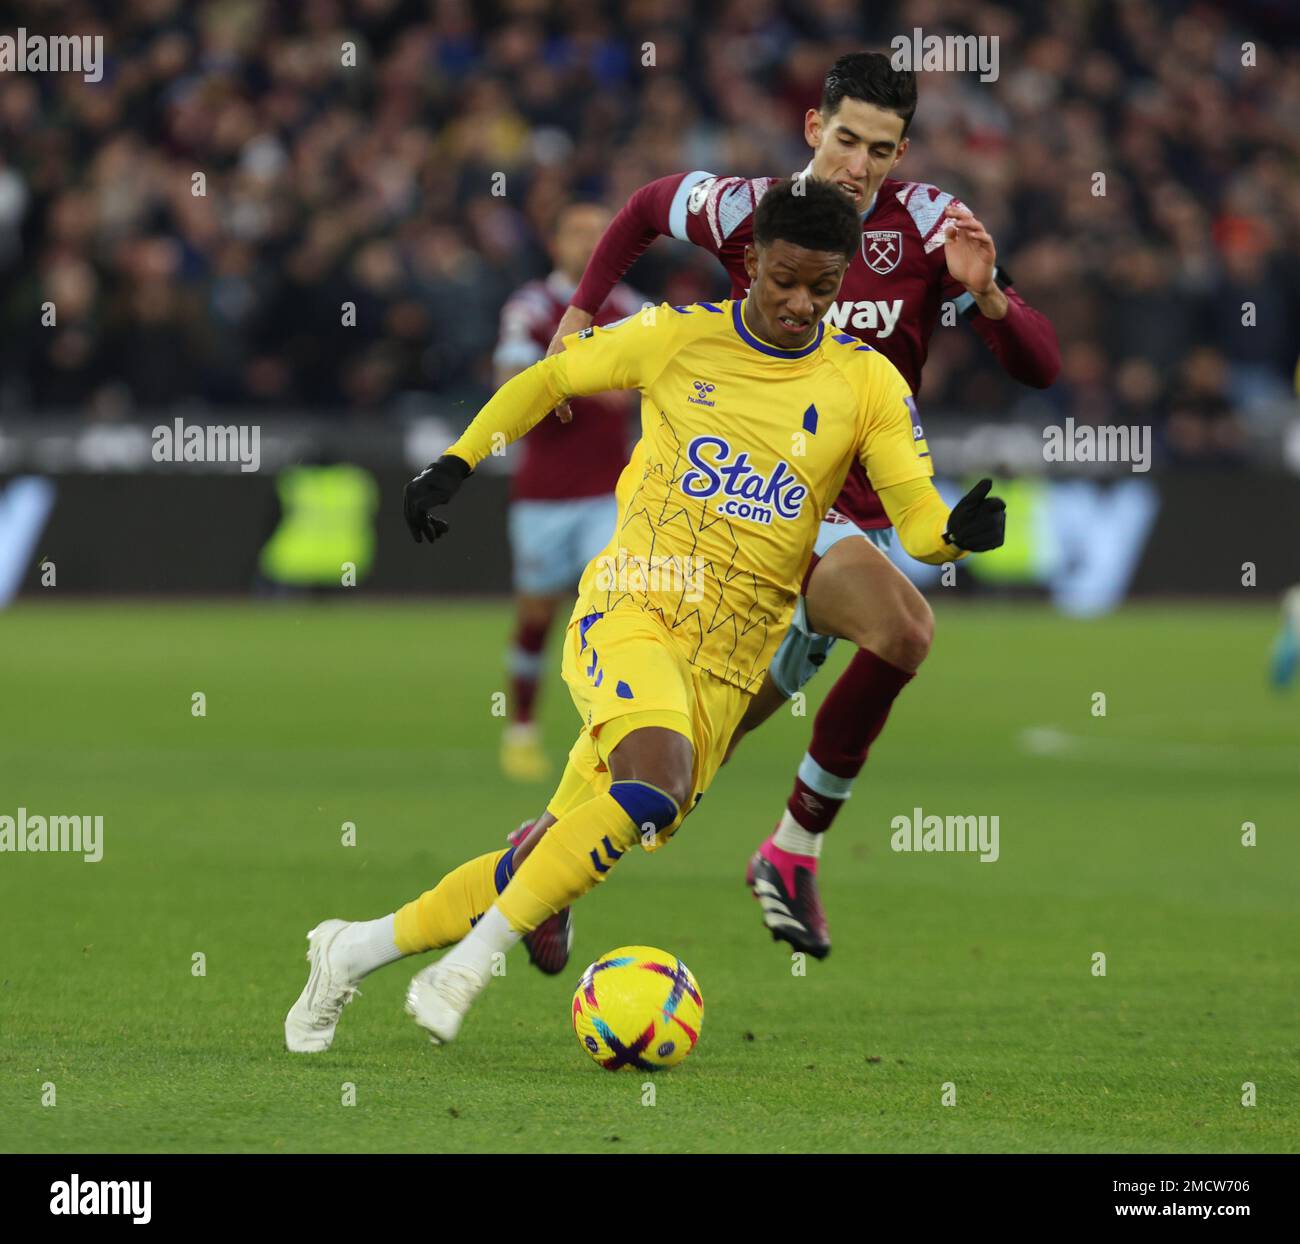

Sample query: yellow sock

[393,847,513,954]
[497,782,677,934]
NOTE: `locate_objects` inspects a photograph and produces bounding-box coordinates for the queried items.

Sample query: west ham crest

[862,229,902,275]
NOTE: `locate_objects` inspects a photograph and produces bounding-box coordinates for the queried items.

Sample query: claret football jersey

[572,167,1055,531]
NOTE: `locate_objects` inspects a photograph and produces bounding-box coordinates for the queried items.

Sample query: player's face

[551,205,612,282]
[805,99,909,210]
[743,239,848,349]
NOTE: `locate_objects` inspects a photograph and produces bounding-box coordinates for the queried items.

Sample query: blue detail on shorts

[494,845,517,894]
[609,780,679,833]
[802,404,818,434]
[767,523,894,697]
[594,668,604,687]
[579,610,603,651]
[616,680,634,699]
[587,648,598,677]
[601,835,623,862]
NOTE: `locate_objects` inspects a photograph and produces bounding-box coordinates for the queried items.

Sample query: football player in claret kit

[493,202,643,783]
[284,179,1007,1052]
[520,50,1060,961]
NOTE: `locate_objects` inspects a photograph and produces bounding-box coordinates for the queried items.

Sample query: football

[571,946,704,1071]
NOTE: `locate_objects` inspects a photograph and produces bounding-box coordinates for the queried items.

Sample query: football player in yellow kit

[284,179,1005,1052]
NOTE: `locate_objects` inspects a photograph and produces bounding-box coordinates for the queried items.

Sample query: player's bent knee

[894,597,934,668]
[852,588,933,671]
[606,723,694,811]
[608,779,682,842]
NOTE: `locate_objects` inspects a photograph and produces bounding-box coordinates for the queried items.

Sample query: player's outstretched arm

[547,176,679,350]
[545,309,589,425]
[546,173,710,421]
[857,354,1006,563]
[404,313,662,544]
[875,476,1006,565]
[567,174,707,324]
[403,455,470,543]
[402,353,578,543]
[941,202,1060,388]
[942,478,1007,552]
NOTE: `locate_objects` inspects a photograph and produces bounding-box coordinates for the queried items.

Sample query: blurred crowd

[1,0,1298,466]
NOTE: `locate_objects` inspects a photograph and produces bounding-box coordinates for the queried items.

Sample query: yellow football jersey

[447,297,933,692]
[556,299,932,692]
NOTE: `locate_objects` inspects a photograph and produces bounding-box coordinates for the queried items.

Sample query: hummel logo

[687,380,717,407]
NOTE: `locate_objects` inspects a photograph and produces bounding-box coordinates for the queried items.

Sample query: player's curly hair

[822,51,918,135]
[753,178,860,261]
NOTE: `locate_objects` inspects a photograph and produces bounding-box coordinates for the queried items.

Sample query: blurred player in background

[1270,585,1300,689]
[523,51,1059,962]
[493,202,643,782]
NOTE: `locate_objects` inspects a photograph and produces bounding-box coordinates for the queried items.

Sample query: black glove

[403,454,471,543]
[943,477,1006,552]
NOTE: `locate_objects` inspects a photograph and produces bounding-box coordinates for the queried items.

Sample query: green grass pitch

[1,600,1295,1154]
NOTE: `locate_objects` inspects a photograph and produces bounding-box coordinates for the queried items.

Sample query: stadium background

[1,0,1298,1158]
[1,0,1298,606]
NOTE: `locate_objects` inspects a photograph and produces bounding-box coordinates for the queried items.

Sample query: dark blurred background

[4,0,1299,437]
[1,0,1298,603]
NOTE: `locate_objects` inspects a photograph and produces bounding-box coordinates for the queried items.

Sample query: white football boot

[404,959,486,1044]
[284,919,361,1053]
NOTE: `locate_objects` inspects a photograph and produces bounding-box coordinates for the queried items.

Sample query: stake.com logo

[680,435,808,525]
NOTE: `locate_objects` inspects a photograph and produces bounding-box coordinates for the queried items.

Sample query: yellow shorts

[545,606,750,850]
